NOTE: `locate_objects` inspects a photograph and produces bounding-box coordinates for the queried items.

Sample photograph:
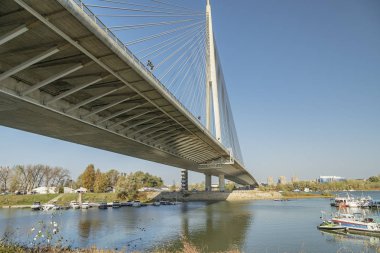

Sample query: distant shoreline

[1,190,379,209]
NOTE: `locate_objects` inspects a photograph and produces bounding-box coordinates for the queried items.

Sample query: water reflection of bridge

[154,202,252,252]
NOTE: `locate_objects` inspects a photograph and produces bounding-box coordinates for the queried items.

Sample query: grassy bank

[0,190,338,207]
[56,193,119,205]
[0,194,59,206]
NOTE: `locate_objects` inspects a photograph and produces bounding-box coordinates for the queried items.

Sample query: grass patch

[56,193,118,205]
[0,194,59,206]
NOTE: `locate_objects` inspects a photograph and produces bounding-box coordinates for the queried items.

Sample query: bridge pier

[219,174,225,192]
[205,174,212,192]
[181,169,188,191]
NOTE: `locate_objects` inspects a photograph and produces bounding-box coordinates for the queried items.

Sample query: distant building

[63,187,74,193]
[267,177,275,186]
[291,176,299,183]
[32,187,57,194]
[278,176,287,185]
[75,187,88,193]
[317,176,345,183]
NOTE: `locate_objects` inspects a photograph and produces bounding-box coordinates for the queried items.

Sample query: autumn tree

[79,164,96,191]
[115,171,164,199]
[94,170,110,193]
[115,174,139,200]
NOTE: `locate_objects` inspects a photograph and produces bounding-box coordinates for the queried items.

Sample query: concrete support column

[205,174,212,192]
[219,174,225,192]
[181,169,188,191]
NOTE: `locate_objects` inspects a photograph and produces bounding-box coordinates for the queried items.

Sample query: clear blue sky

[1,0,379,184]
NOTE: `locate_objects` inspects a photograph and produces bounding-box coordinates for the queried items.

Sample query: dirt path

[48,193,64,203]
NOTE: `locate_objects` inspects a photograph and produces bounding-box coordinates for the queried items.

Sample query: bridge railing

[69,0,242,164]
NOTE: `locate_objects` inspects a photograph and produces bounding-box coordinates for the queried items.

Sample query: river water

[0,191,379,252]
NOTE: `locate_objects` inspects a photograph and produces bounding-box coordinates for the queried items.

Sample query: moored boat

[70,201,80,209]
[98,202,108,209]
[112,201,121,208]
[132,201,141,207]
[330,212,380,235]
[330,193,361,208]
[317,220,346,231]
[41,204,59,211]
[81,202,89,209]
[30,202,41,211]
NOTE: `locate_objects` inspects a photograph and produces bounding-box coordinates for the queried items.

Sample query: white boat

[358,195,372,208]
[70,201,80,209]
[330,193,361,207]
[81,202,89,209]
[30,202,41,211]
[331,212,380,235]
[153,201,160,206]
[41,204,59,211]
[132,201,141,207]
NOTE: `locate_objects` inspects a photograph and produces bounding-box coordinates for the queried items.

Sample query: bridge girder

[0,0,257,186]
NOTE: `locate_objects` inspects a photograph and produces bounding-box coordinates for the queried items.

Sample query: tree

[94,172,110,193]
[79,164,96,191]
[116,174,138,200]
[0,166,11,192]
[115,171,164,199]
[225,182,235,192]
[368,176,380,183]
[106,169,120,187]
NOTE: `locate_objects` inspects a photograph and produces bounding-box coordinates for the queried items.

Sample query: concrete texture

[146,190,282,202]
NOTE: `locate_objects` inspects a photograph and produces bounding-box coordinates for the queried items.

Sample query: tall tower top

[207,0,210,6]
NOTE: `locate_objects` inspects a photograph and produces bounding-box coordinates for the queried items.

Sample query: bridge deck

[0,0,257,186]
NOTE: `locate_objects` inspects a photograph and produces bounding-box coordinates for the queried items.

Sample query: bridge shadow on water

[144,193,253,252]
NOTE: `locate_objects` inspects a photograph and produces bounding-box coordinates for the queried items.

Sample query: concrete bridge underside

[0,0,257,186]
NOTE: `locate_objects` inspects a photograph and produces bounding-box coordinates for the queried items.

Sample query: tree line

[0,163,165,195]
[76,164,164,195]
[0,165,70,193]
[259,175,380,192]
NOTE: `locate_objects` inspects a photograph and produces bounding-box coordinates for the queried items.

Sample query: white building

[75,187,88,193]
[64,187,75,193]
[317,176,345,183]
[32,186,57,194]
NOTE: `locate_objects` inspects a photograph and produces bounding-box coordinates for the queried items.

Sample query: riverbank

[1,190,335,208]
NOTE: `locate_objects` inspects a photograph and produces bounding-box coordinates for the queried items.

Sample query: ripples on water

[0,191,379,252]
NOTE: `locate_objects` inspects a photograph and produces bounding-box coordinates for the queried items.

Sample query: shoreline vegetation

[0,238,240,253]
[1,190,375,207]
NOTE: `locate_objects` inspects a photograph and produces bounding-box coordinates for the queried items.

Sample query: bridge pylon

[206,0,222,143]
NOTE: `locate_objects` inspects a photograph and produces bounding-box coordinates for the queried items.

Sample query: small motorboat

[317,220,346,231]
[98,202,108,209]
[153,201,161,206]
[81,202,89,209]
[132,201,141,207]
[41,204,59,211]
[112,201,121,208]
[70,201,80,209]
[30,202,41,211]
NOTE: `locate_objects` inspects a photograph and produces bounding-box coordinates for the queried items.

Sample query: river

[0,191,379,252]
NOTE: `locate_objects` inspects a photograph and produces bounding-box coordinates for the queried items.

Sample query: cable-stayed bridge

[0,0,257,188]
